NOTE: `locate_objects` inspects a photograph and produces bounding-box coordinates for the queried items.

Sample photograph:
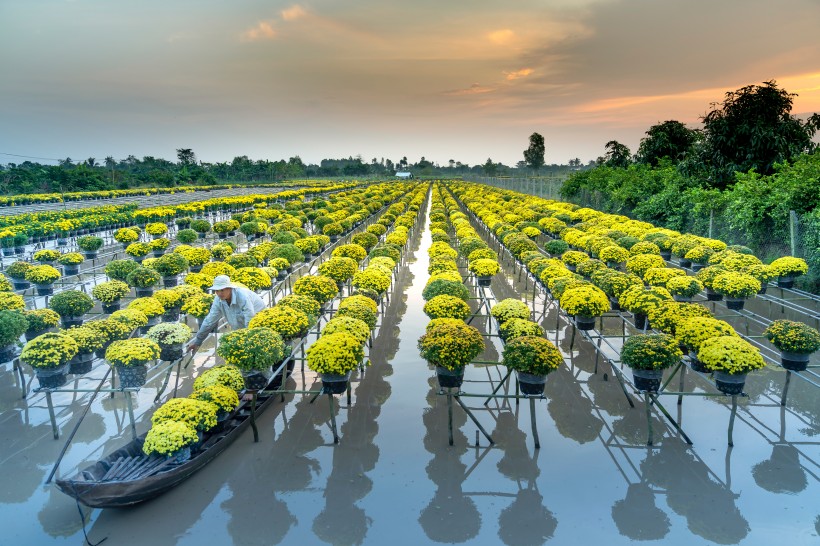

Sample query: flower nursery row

[443,182,820,394]
[0,181,358,240]
[418,183,564,395]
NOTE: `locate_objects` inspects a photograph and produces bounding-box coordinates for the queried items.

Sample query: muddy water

[1,190,819,545]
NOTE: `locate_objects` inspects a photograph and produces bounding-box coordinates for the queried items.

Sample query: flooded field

[1,189,818,545]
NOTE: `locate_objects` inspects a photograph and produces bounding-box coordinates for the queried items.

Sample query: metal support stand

[328,394,340,444]
[250,391,259,442]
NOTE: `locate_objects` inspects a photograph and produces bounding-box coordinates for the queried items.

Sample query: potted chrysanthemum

[49,290,94,328]
[142,421,199,463]
[768,256,809,289]
[105,337,161,388]
[306,332,366,394]
[621,334,683,392]
[21,332,79,388]
[711,271,761,310]
[502,336,563,395]
[216,327,288,390]
[418,321,485,389]
[22,308,60,341]
[146,322,193,362]
[63,325,105,374]
[92,280,131,313]
[468,258,501,287]
[559,285,610,330]
[24,264,61,296]
[697,336,766,395]
[676,317,738,373]
[0,310,28,363]
[764,320,820,371]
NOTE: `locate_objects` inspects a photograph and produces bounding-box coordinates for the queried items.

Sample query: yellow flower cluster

[499,318,545,342]
[105,338,160,367]
[306,332,365,374]
[181,293,214,319]
[337,296,378,329]
[114,228,139,244]
[21,332,79,368]
[0,292,26,311]
[293,275,339,304]
[665,275,703,298]
[193,365,245,393]
[712,271,761,298]
[698,336,766,375]
[676,317,738,352]
[63,325,106,353]
[24,265,61,285]
[491,299,531,324]
[153,288,184,309]
[418,321,484,371]
[92,280,131,304]
[249,306,309,338]
[232,267,272,291]
[769,256,808,277]
[621,333,683,370]
[352,268,391,294]
[216,327,286,371]
[322,316,371,344]
[599,245,629,264]
[560,285,609,317]
[142,421,199,457]
[190,384,239,413]
[318,256,359,282]
[502,336,563,375]
[625,254,667,279]
[646,301,712,334]
[643,267,687,288]
[145,222,168,236]
[152,398,218,431]
[85,318,132,342]
[468,258,500,277]
[423,294,471,320]
[128,297,165,318]
[764,320,820,353]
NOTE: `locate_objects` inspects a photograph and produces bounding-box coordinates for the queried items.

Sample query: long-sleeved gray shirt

[193,286,267,344]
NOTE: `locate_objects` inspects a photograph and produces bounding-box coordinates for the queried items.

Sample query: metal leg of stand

[346,381,352,407]
[649,393,693,445]
[447,391,454,446]
[678,365,685,405]
[483,369,512,405]
[529,397,540,449]
[728,395,737,447]
[14,360,26,399]
[328,394,339,444]
[125,392,137,441]
[46,391,59,439]
[644,392,653,446]
[154,361,176,403]
[250,391,259,443]
[454,395,495,445]
[780,371,791,407]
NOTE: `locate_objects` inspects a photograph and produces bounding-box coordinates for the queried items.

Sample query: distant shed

[395,171,413,179]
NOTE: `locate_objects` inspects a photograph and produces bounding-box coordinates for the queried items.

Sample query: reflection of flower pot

[36,283,54,296]
[102,301,121,314]
[705,287,722,301]
[777,275,796,289]
[116,364,148,388]
[688,352,710,373]
[714,371,746,395]
[516,370,547,395]
[135,287,154,297]
[13,280,30,291]
[159,343,184,362]
[68,352,94,374]
[321,371,352,394]
[575,315,596,330]
[63,265,80,276]
[632,368,663,392]
[436,366,465,389]
[61,316,84,329]
[780,350,810,372]
[752,444,807,494]
[476,275,492,287]
[0,344,18,363]
[611,483,671,541]
[633,313,648,330]
[725,297,747,311]
[36,365,69,389]
[242,368,272,390]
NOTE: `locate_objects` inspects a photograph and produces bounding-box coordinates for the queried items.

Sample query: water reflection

[751,444,808,494]
[497,487,557,546]
[38,486,87,538]
[418,452,481,543]
[641,437,749,544]
[545,367,604,444]
[611,482,671,541]
[492,412,539,482]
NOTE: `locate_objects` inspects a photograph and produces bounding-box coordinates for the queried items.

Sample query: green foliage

[636,121,700,166]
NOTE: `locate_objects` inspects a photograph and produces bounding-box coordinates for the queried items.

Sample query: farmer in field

[186,275,266,353]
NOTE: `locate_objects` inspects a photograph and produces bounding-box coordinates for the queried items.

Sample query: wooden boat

[56,364,292,508]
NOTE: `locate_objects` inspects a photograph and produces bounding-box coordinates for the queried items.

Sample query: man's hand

[186,341,200,354]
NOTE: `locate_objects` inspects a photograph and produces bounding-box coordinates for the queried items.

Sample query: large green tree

[700,80,820,187]
[604,140,632,168]
[523,132,545,171]
[636,120,699,166]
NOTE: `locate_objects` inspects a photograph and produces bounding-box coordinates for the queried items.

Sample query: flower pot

[609,297,621,311]
[705,288,723,301]
[0,344,18,363]
[26,329,51,341]
[68,352,94,374]
[691,262,706,272]
[672,294,692,302]
[575,315,596,331]
[679,258,692,268]
[13,280,30,291]
[152,250,165,258]
[633,313,648,330]
[516,371,547,395]
[688,352,710,373]
[476,275,492,287]
[95,341,112,360]
[566,264,576,272]
[241,368,272,390]
[14,247,25,255]
[1,248,14,257]
[436,365,465,389]
[725,297,747,311]
[632,368,663,392]
[61,316,84,329]
[190,265,202,273]
[167,446,192,464]
[330,235,339,243]
[758,282,768,295]
[218,232,228,239]
[83,251,98,260]
[163,276,179,288]
[102,301,122,314]
[197,233,206,239]
[660,250,672,261]
[36,284,54,296]
[277,270,288,281]
[780,350,810,372]
[162,308,180,322]
[133,255,144,264]
[135,287,154,298]
[777,275,796,289]
[63,265,80,276]
[116,364,148,388]
[35,364,69,389]
[714,371,746,395]
[159,343,184,362]
[57,239,68,247]
[321,371,352,394]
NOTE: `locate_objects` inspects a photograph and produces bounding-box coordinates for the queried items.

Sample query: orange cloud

[504,68,533,81]
[242,21,277,41]
[488,29,515,45]
[281,5,307,22]
[443,83,496,97]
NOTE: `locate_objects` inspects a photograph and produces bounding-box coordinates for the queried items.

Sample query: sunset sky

[1,0,819,167]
